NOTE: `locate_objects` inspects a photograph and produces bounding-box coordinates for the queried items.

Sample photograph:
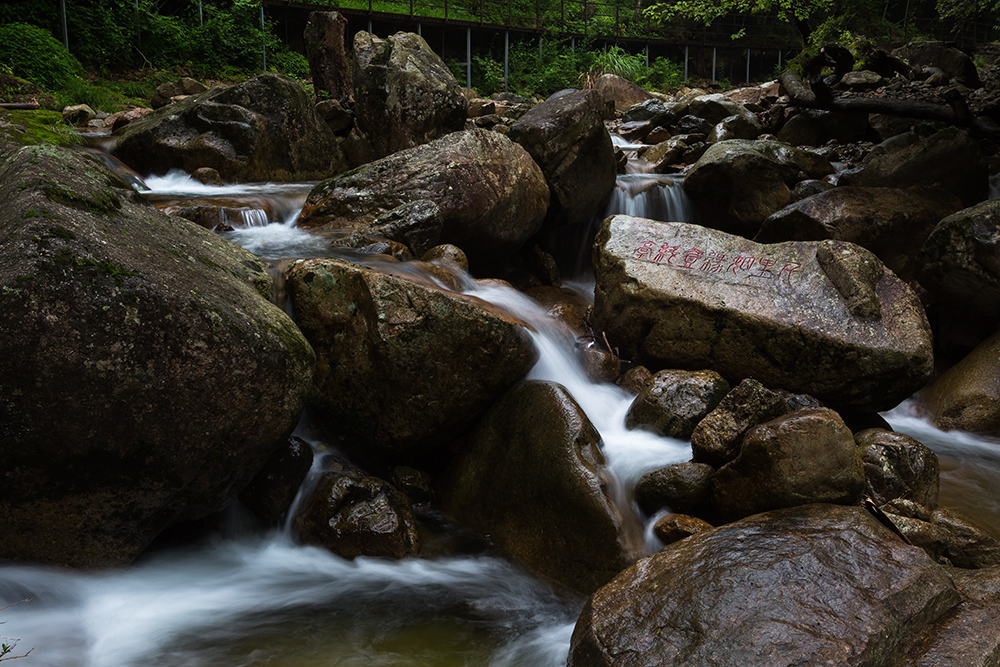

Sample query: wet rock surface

[443,380,642,595]
[569,504,961,667]
[592,216,933,411]
[285,257,536,460]
[296,128,549,271]
[508,88,616,228]
[352,30,467,159]
[709,408,866,522]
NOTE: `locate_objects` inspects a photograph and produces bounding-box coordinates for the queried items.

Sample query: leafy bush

[641,56,685,90]
[472,54,505,96]
[268,49,310,80]
[0,22,81,90]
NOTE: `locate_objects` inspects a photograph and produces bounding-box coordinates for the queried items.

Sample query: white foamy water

[0,539,578,667]
[605,174,697,223]
[465,282,691,495]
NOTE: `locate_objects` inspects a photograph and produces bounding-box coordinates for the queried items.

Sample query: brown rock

[569,504,960,667]
[709,408,866,522]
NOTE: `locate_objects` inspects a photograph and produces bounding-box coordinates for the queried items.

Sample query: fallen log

[0,102,40,110]
[778,69,1000,141]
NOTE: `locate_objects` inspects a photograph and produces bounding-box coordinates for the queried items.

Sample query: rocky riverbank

[4,11,1000,665]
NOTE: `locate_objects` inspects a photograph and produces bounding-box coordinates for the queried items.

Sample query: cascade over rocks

[115,73,346,182]
[682,139,835,236]
[443,380,643,595]
[0,144,314,567]
[507,88,616,228]
[838,127,988,207]
[709,407,866,522]
[756,185,963,281]
[284,257,537,460]
[568,504,961,667]
[591,216,933,412]
[352,30,467,159]
[296,128,550,270]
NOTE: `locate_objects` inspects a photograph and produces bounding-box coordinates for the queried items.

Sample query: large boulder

[443,380,643,594]
[303,11,353,102]
[687,92,759,127]
[709,408,866,522]
[296,128,550,270]
[115,73,346,182]
[284,257,537,461]
[839,128,988,207]
[590,73,652,112]
[0,144,314,567]
[756,186,963,282]
[920,328,1000,436]
[507,88,616,227]
[777,109,870,146]
[353,31,467,159]
[892,41,982,88]
[682,139,834,236]
[918,199,1000,320]
[591,216,934,412]
[568,504,961,667]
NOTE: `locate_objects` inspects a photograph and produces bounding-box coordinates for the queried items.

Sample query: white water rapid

[7,144,1000,666]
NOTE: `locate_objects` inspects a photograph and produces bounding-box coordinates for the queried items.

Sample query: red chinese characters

[631,240,805,286]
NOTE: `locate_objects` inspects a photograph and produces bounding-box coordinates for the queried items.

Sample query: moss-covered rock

[0,143,314,567]
[0,108,79,155]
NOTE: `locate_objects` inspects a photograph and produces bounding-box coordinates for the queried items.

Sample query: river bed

[3,158,999,666]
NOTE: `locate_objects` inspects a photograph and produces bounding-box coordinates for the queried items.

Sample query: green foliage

[591,45,646,82]
[268,50,310,80]
[472,55,505,96]
[642,56,686,90]
[505,37,593,98]
[56,78,119,112]
[0,22,82,90]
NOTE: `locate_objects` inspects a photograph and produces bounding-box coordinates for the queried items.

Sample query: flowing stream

[4,147,1000,665]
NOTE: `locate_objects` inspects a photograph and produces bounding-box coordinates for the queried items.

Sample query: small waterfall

[605,173,697,223]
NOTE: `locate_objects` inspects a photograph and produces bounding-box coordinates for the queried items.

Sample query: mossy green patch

[43,180,121,216]
[0,109,80,149]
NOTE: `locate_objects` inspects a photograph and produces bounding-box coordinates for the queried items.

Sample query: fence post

[260,5,267,72]
[712,47,716,83]
[467,28,472,88]
[746,48,750,83]
[60,0,69,50]
[684,45,688,82]
[504,30,509,93]
[199,0,203,26]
